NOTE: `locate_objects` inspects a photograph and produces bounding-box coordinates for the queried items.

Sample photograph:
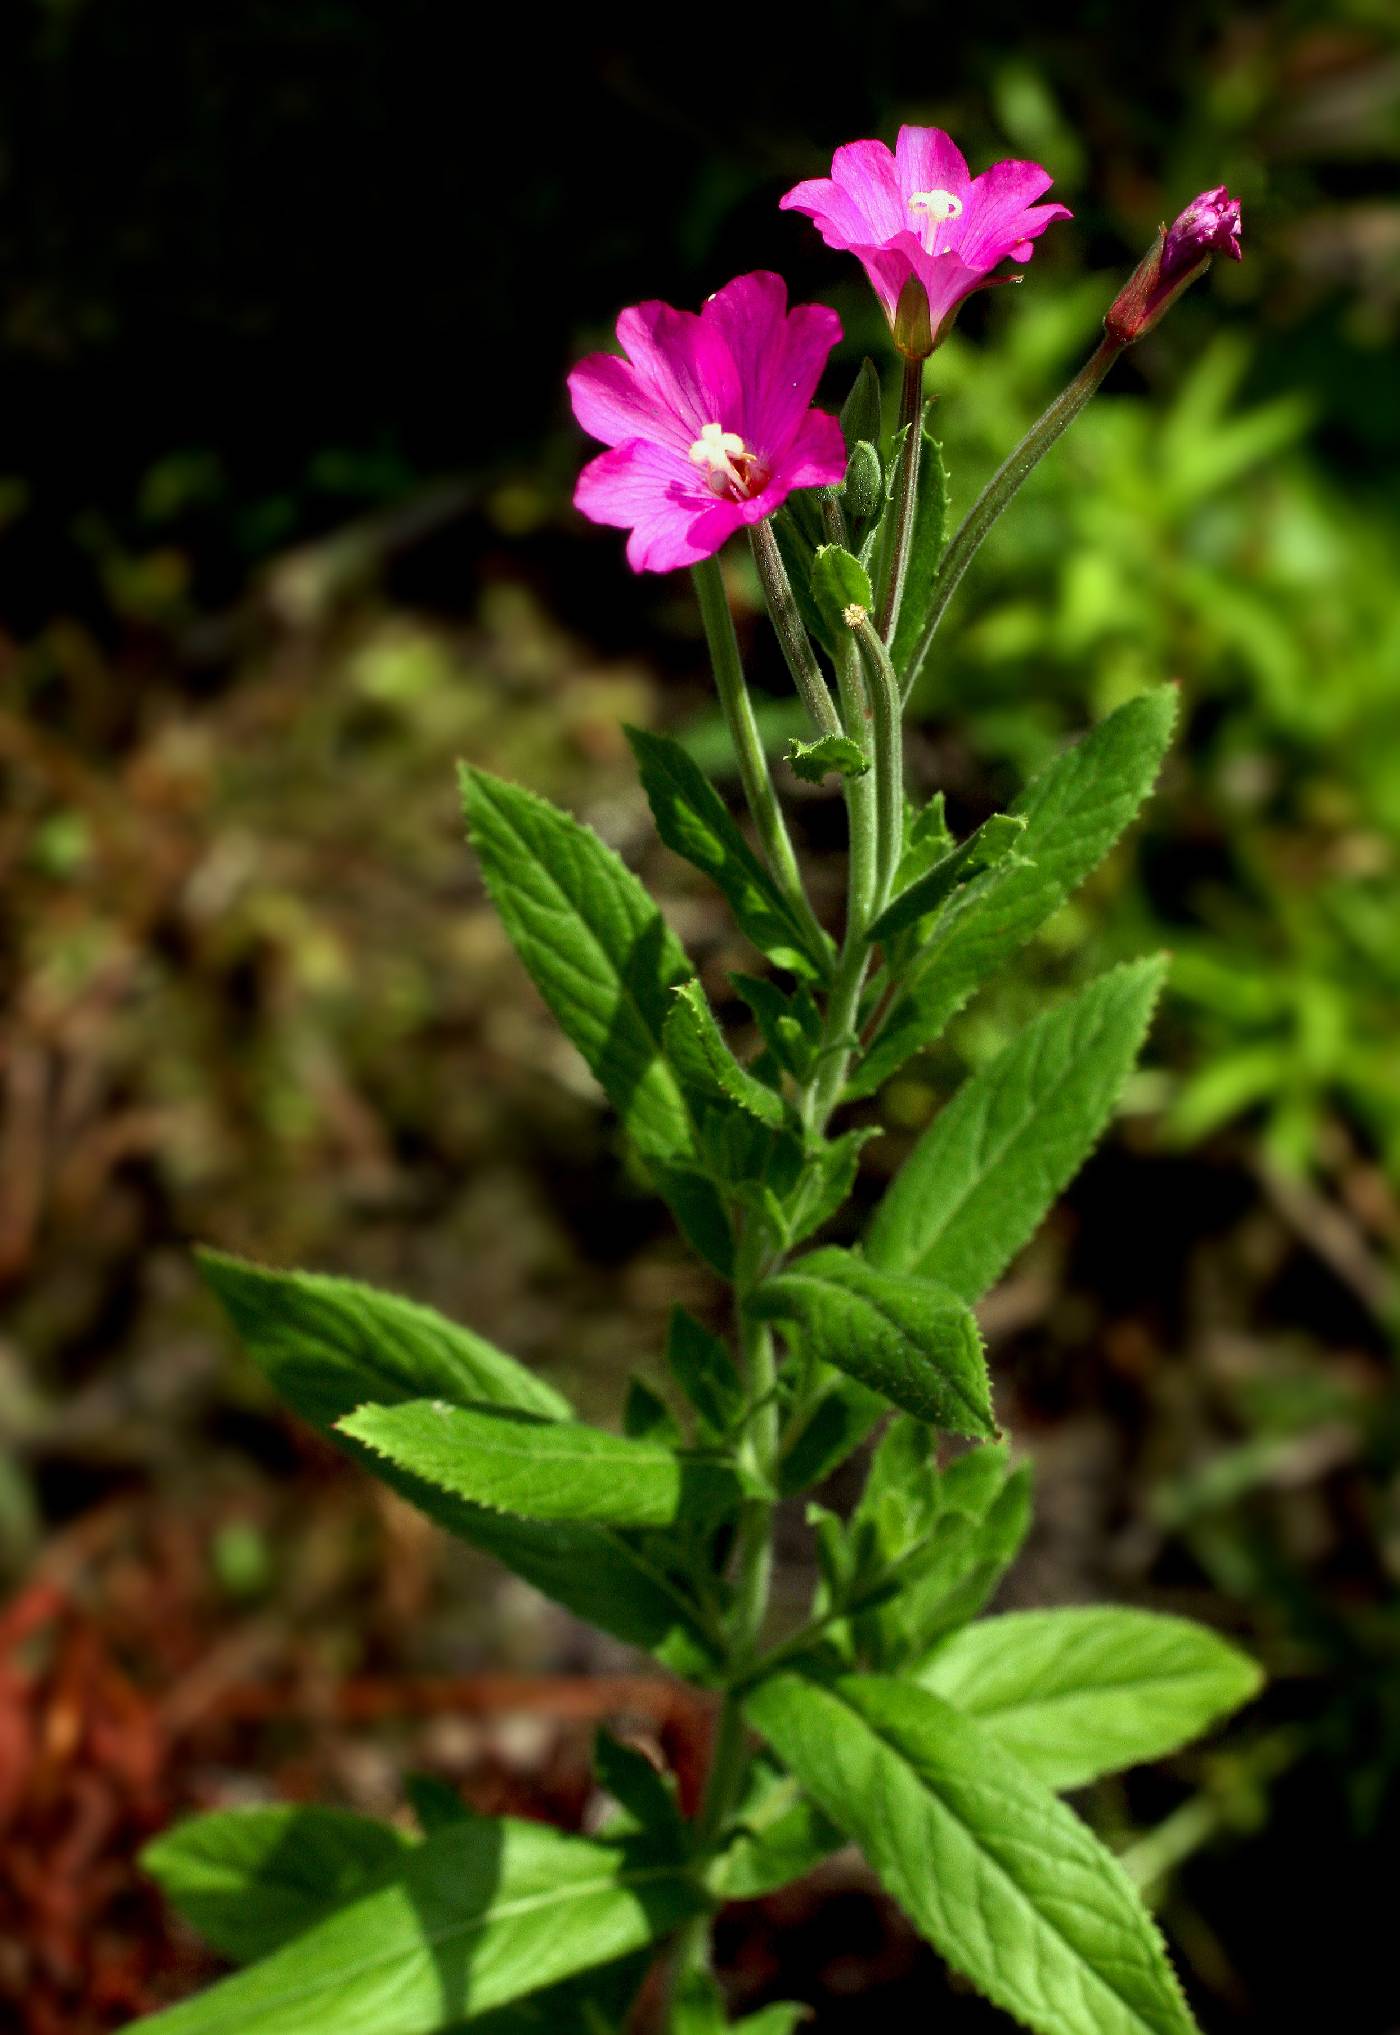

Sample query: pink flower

[780,127,1072,356]
[1106,185,1244,344]
[568,271,847,573]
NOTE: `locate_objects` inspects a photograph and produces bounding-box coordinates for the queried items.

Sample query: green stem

[848,613,904,913]
[876,351,925,644]
[749,519,844,741]
[690,555,829,964]
[902,333,1124,700]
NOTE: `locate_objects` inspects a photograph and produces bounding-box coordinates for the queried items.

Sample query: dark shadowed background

[2,3,1398,2029]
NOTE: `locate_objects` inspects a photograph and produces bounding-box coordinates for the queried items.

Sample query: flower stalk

[690,555,828,962]
[875,352,925,646]
[901,332,1124,699]
[749,519,844,741]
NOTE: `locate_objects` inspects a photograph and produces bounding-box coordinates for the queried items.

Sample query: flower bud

[1105,185,1242,345]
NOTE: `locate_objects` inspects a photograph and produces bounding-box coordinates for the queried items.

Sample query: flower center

[908,187,964,256]
[687,421,768,500]
[908,188,964,223]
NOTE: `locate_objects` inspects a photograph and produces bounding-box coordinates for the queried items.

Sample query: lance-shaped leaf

[746,1674,1200,2035]
[126,1817,708,2035]
[199,1252,721,1676]
[144,1807,415,1967]
[664,980,786,1129]
[711,1756,845,1900]
[461,766,697,1165]
[625,726,830,978]
[861,1464,1032,1669]
[751,1248,995,1439]
[867,958,1168,1301]
[776,1368,887,1496]
[849,686,1177,1099]
[867,810,1029,946]
[919,1607,1263,1792]
[889,415,951,677]
[339,1400,741,1529]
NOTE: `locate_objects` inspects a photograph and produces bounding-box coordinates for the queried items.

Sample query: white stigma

[908,188,964,223]
[688,421,760,498]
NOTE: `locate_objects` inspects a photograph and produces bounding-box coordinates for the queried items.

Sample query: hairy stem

[876,351,925,644]
[690,555,829,963]
[902,332,1124,699]
[848,613,904,912]
[749,518,844,741]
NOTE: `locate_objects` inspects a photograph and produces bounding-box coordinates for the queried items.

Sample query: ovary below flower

[567,271,846,573]
[781,126,1072,356]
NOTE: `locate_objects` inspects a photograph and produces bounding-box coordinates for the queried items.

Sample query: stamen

[687,421,765,500]
[908,188,964,223]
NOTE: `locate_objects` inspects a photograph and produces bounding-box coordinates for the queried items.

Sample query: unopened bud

[842,602,869,628]
[1105,185,1243,345]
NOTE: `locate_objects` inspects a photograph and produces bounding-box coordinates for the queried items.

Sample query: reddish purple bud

[1105,185,1244,345]
[1161,185,1243,278]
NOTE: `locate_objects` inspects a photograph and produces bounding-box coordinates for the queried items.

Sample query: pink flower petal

[894,126,971,204]
[574,439,732,574]
[702,271,843,457]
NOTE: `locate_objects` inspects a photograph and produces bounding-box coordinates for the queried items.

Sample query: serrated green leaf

[666,1308,743,1442]
[734,2007,810,2035]
[867,810,1029,945]
[890,415,951,677]
[339,1400,740,1529]
[198,1252,569,1428]
[199,1252,721,1675]
[143,1807,414,1966]
[849,687,1177,1099]
[461,765,697,1164]
[786,732,870,784]
[126,1818,708,2035]
[867,959,1168,1301]
[919,1607,1263,1791]
[810,545,875,635]
[751,1248,995,1439]
[745,1675,1200,2035]
[626,726,830,977]
[664,980,787,1130]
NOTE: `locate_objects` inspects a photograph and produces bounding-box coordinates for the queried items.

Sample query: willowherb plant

[130,130,1257,2035]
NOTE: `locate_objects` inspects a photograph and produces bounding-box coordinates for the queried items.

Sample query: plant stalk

[749,519,844,741]
[690,555,829,964]
[902,332,1124,699]
[876,352,924,644]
